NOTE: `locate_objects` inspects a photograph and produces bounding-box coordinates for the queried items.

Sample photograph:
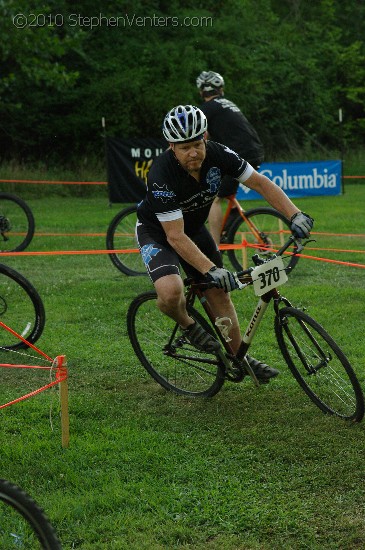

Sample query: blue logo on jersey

[206,167,221,193]
[141,244,161,265]
[152,183,176,203]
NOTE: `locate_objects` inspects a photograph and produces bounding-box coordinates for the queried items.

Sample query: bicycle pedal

[173,336,186,348]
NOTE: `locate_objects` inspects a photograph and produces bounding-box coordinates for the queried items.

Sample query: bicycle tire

[226,207,300,273]
[0,264,45,350]
[0,479,62,549]
[275,307,364,421]
[127,290,225,397]
[0,193,35,252]
[106,205,147,276]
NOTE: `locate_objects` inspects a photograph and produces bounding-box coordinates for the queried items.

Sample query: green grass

[0,184,364,549]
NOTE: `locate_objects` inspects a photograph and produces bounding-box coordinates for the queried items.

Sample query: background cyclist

[136,105,313,383]
[196,70,265,244]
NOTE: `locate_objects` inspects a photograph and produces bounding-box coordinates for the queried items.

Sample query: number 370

[257,266,281,289]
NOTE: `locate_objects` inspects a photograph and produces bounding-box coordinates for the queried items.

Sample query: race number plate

[252,256,288,296]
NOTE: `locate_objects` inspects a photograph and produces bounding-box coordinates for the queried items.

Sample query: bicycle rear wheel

[0,193,35,252]
[275,307,364,421]
[106,205,147,276]
[0,264,45,350]
[127,291,225,397]
[227,207,299,273]
[0,479,62,549]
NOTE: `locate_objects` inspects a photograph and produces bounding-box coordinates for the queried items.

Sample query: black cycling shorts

[136,222,222,283]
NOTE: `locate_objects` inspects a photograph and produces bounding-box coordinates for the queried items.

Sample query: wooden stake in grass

[56,355,69,448]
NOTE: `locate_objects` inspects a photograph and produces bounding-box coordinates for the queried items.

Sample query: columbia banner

[238,160,342,200]
[106,138,342,203]
[106,136,166,203]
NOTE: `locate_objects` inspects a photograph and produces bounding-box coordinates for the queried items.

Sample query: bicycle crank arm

[241,357,260,387]
[215,349,260,387]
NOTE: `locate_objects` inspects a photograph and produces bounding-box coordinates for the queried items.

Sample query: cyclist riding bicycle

[136,105,313,383]
[196,70,265,244]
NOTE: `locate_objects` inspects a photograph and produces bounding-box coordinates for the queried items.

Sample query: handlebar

[236,235,304,277]
[185,236,309,290]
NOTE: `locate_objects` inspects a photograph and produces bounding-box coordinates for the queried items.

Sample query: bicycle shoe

[245,355,280,383]
[182,321,221,353]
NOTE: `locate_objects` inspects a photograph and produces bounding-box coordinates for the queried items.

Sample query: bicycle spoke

[227,208,299,273]
[276,307,364,421]
[127,291,224,396]
[286,324,357,407]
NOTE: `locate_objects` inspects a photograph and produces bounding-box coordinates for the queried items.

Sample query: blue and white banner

[237,160,342,200]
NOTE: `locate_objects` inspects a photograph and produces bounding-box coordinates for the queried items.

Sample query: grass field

[0,183,364,549]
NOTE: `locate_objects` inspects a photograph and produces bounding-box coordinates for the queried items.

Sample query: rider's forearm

[244,172,301,220]
[260,181,300,219]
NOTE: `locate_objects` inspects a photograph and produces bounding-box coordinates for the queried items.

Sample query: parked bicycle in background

[0,192,35,252]
[0,263,45,349]
[0,478,62,549]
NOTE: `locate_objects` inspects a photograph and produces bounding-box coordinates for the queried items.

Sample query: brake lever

[295,239,304,254]
[295,238,316,254]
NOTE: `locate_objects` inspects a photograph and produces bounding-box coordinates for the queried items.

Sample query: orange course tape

[1,245,365,267]
[0,176,364,185]
[0,321,52,361]
[0,377,63,409]
[0,355,67,410]
[0,179,107,185]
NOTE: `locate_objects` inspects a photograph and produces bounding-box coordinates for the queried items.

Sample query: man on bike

[136,105,313,383]
[196,70,265,244]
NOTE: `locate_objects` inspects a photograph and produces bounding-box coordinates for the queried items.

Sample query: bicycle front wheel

[127,291,225,397]
[0,264,45,350]
[0,479,62,549]
[106,205,147,276]
[227,207,299,273]
[0,193,35,252]
[275,307,364,421]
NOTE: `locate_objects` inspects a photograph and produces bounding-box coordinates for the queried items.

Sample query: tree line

[1,0,364,164]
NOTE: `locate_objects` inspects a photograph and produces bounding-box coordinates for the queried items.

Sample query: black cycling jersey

[200,98,264,165]
[137,140,250,236]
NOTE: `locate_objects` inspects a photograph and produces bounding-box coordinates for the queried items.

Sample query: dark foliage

[1,0,364,163]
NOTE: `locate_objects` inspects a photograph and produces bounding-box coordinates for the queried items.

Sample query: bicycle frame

[221,193,287,269]
[190,280,279,365]
[128,233,364,418]
[187,237,299,377]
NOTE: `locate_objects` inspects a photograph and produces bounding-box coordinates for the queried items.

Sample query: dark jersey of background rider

[199,97,264,170]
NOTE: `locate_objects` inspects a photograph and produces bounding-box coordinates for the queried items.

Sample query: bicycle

[0,193,35,252]
[127,236,364,422]
[219,193,299,272]
[106,195,299,276]
[0,479,62,549]
[0,263,45,350]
